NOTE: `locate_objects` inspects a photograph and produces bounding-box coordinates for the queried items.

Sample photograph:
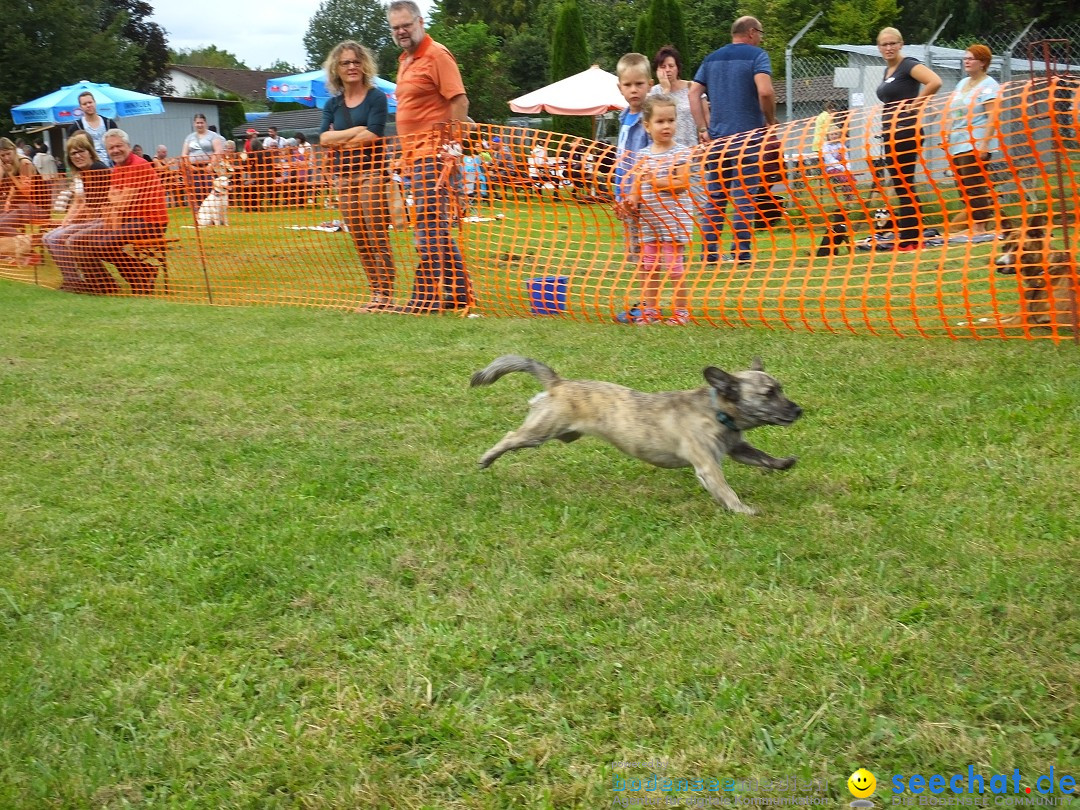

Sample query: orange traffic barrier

[2,76,1077,340]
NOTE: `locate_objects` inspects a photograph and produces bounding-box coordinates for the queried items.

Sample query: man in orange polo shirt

[387,0,473,313]
[88,129,169,295]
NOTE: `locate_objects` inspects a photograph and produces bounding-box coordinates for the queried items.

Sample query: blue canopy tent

[266,70,397,113]
[11,80,164,125]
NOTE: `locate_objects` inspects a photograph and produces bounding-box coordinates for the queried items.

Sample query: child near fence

[622,93,694,325]
[822,127,856,202]
[612,53,653,323]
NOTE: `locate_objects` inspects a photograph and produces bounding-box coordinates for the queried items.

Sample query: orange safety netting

[2,76,1078,340]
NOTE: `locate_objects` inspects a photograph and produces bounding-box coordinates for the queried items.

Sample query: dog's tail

[470,355,560,389]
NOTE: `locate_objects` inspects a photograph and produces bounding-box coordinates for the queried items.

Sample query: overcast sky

[151,0,432,73]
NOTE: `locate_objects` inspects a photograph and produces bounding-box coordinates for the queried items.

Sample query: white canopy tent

[509,65,627,139]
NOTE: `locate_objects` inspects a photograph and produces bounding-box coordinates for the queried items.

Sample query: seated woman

[0,137,50,240]
[43,133,112,293]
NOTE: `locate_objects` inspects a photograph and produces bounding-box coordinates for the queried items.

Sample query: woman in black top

[43,132,113,292]
[320,39,394,311]
[875,27,942,250]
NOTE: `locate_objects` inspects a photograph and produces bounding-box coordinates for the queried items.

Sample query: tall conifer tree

[549,0,593,138]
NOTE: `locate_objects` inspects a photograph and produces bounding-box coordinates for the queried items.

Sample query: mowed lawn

[0,280,1077,808]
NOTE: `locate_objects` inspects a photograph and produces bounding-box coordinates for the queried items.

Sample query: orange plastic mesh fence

[3,76,1078,340]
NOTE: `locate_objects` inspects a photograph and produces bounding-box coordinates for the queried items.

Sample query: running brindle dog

[470,355,802,515]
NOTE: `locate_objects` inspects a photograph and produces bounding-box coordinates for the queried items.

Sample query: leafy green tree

[633,0,689,63]
[431,0,534,38]
[427,21,514,123]
[0,0,169,133]
[535,0,644,73]
[262,59,302,74]
[170,45,249,69]
[181,85,247,139]
[634,14,649,56]
[504,29,552,96]
[549,0,593,137]
[768,0,898,79]
[303,0,394,72]
[110,0,171,94]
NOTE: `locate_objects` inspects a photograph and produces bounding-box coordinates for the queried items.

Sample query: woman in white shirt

[180,113,225,208]
[945,43,1000,238]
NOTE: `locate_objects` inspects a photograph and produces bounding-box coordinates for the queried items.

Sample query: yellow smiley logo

[848,768,877,798]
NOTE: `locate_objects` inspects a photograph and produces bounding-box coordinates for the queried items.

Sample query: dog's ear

[1029,214,1049,229]
[704,367,739,400]
[749,357,764,372]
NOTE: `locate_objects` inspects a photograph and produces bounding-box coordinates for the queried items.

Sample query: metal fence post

[1003,20,1037,83]
[925,14,953,72]
[786,11,823,121]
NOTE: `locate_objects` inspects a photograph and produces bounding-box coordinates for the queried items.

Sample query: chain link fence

[786,24,1079,125]
[934,24,1080,84]
[782,53,850,123]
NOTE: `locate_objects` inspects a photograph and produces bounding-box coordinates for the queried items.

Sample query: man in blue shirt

[690,16,776,265]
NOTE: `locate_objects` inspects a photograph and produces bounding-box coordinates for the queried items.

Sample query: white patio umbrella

[509,65,627,117]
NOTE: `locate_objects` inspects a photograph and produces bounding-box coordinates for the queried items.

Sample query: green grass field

[0,278,1077,808]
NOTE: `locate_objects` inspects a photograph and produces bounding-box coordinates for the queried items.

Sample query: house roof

[169,65,288,102]
[231,108,323,139]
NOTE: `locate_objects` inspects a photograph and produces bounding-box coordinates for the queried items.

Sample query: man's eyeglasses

[339,59,363,67]
[391,19,418,32]
[752,27,765,36]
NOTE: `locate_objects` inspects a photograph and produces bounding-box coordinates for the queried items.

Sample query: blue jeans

[409,154,471,307]
[43,218,104,286]
[700,137,763,262]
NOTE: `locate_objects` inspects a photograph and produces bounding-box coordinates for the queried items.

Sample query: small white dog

[0,234,33,264]
[197,174,230,227]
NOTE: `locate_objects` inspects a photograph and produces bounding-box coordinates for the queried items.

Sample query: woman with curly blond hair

[320,40,395,311]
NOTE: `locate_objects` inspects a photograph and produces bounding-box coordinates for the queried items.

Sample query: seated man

[152,144,185,208]
[81,129,168,295]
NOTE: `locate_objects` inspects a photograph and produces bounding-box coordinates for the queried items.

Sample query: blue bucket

[526,275,568,315]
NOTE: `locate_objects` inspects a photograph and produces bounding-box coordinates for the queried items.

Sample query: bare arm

[650,160,690,193]
[689,82,709,142]
[448,94,469,122]
[911,63,942,97]
[320,126,376,148]
[447,94,474,131]
[977,94,1000,156]
[62,187,85,225]
[105,186,138,230]
[212,137,225,163]
[12,159,37,195]
[755,73,777,126]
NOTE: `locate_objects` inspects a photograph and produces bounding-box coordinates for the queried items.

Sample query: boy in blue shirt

[612,52,655,324]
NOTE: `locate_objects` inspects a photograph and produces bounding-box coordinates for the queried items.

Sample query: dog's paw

[732,502,758,516]
[775,456,798,470]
